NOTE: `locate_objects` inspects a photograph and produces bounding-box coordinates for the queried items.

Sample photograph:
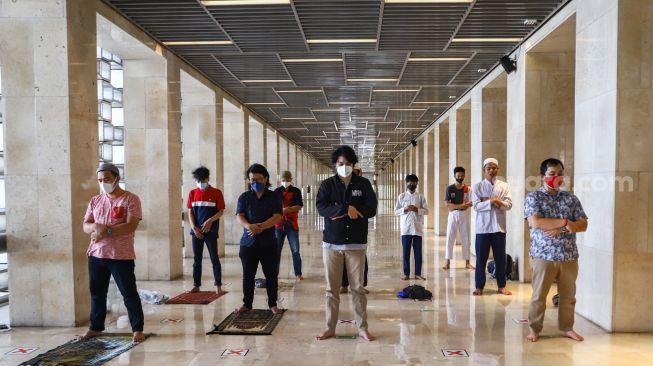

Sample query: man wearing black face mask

[394,174,428,280]
[443,166,474,270]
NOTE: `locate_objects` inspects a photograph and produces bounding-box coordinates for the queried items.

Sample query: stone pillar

[289,143,297,177]
[449,106,471,179]
[409,147,417,174]
[248,117,265,165]
[435,123,450,235]
[266,128,278,186]
[3,0,97,326]
[417,138,424,188]
[424,130,436,229]
[279,137,289,173]
[222,100,246,244]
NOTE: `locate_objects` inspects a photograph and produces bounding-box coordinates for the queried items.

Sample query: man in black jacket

[315,146,378,342]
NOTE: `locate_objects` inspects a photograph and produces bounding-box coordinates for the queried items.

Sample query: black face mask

[407,184,417,192]
[455,178,464,184]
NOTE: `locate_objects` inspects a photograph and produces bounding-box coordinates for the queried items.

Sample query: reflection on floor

[1,200,652,365]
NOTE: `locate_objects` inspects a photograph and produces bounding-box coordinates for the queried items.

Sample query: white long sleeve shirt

[471,178,513,234]
[394,191,429,236]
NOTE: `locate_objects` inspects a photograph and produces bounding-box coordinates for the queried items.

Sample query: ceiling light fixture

[307,39,377,44]
[282,58,343,62]
[202,0,290,6]
[389,108,426,111]
[407,57,468,61]
[523,19,538,26]
[477,68,488,73]
[385,0,472,3]
[245,102,286,105]
[163,40,233,45]
[241,79,293,83]
[330,102,369,105]
[373,89,419,92]
[276,89,323,93]
[347,78,398,82]
[282,117,315,120]
[412,101,451,104]
[449,95,456,99]
[451,37,522,43]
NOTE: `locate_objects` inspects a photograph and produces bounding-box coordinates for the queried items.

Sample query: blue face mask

[251,181,266,192]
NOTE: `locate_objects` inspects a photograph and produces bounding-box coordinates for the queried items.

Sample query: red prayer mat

[166,291,227,305]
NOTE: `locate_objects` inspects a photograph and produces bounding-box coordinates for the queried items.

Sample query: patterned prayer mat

[19,333,150,366]
[207,309,286,335]
[166,291,226,305]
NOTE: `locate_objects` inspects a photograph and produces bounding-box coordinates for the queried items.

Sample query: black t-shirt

[445,184,468,205]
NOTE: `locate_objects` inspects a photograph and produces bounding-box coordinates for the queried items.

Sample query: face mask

[251,181,266,193]
[197,182,208,190]
[455,178,464,184]
[407,184,417,192]
[337,165,353,178]
[281,181,291,188]
[101,181,116,194]
[544,176,564,190]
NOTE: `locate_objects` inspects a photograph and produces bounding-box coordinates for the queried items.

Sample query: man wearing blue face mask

[187,166,226,295]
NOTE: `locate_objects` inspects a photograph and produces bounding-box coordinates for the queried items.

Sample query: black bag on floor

[255,278,266,288]
[400,285,432,300]
[487,254,514,280]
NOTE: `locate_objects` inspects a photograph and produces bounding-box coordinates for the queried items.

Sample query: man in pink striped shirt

[80,163,145,343]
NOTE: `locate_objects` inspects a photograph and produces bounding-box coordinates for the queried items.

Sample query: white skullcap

[483,158,499,167]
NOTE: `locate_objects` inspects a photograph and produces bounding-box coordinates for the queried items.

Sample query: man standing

[316,146,377,342]
[274,171,304,280]
[187,166,226,295]
[394,174,428,280]
[443,167,474,270]
[81,163,145,343]
[472,158,513,296]
[525,158,588,342]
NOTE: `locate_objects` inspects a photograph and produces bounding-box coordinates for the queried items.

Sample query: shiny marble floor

[1,200,652,365]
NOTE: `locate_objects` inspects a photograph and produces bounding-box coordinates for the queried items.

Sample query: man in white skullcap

[471,158,513,296]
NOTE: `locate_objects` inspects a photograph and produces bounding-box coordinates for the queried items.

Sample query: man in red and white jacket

[443,166,474,270]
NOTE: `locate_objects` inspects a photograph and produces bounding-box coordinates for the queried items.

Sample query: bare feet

[358,330,376,341]
[400,275,409,280]
[216,286,226,296]
[473,288,484,296]
[189,287,200,293]
[442,261,450,270]
[133,331,145,344]
[465,261,475,270]
[270,306,283,315]
[339,286,349,294]
[316,328,335,341]
[415,275,426,280]
[526,331,540,342]
[498,288,512,296]
[563,330,584,341]
[234,305,251,314]
[297,275,305,281]
[79,329,102,341]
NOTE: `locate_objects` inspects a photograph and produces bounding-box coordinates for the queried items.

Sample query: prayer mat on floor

[207,309,286,335]
[19,333,150,366]
[166,291,226,305]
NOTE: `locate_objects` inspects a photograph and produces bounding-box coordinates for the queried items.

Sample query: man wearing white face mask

[274,171,304,279]
[187,166,226,295]
[81,163,145,344]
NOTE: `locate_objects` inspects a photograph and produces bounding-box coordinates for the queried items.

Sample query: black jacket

[316,174,378,245]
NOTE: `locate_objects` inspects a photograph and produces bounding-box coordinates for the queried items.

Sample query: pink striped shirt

[85,191,142,260]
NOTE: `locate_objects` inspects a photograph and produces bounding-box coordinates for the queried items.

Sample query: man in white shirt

[443,166,474,270]
[472,158,513,296]
[394,174,429,280]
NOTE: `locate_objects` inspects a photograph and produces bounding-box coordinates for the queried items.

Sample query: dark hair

[331,145,358,165]
[539,158,564,176]
[453,166,465,174]
[405,174,419,182]
[192,166,210,181]
[245,163,271,187]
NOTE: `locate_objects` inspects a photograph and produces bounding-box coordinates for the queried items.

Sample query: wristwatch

[560,226,569,234]
[107,227,113,236]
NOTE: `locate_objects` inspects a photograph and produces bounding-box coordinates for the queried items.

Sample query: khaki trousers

[528,258,578,333]
[323,248,368,332]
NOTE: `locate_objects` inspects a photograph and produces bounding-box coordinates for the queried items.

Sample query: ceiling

[103,0,565,172]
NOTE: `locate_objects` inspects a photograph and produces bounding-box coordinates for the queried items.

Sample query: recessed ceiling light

[347,78,398,82]
[407,57,468,61]
[245,102,286,105]
[523,19,538,26]
[385,0,472,2]
[282,117,314,120]
[451,38,522,43]
[330,102,369,105]
[389,108,426,111]
[163,40,233,45]
[202,0,290,6]
[276,90,323,93]
[282,58,343,62]
[449,95,456,99]
[413,101,451,104]
[477,68,488,73]
[241,79,293,83]
[373,89,419,92]
[307,39,377,44]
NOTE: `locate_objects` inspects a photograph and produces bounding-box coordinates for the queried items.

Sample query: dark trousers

[275,229,302,276]
[88,256,144,332]
[192,234,222,287]
[401,235,423,276]
[475,232,507,289]
[342,256,368,287]
[239,242,278,308]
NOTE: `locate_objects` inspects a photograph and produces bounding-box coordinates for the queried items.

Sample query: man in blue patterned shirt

[524,158,588,343]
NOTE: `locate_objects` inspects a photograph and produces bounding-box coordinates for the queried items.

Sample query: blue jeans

[275,229,302,276]
[475,232,507,289]
[192,234,222,287]
[401,235,422,276]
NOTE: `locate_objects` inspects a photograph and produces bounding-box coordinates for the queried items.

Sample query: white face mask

[337,165,353,178]
[101,181,116,194]
[197,182,208,190]
[281,181,291,188]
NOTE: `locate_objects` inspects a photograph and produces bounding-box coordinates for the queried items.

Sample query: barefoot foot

[526,331,540,342]
[472,288,484,296]
[358,330,376,341]
[189,287,200,293]
[563,330,584,342]
[216,287,226,296]
[234,305,251,314]
[415,275,426,280]
[270,306,283,315]
[79,329,102,341]
[465,262,475,270]
[316,328,335,341]
[400,275,409,280]
[297,275,305,281]
[133,331,145,343]
[498,288,512,296]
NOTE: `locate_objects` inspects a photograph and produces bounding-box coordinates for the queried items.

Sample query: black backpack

[401,285,433,300]
[487,254,516,280]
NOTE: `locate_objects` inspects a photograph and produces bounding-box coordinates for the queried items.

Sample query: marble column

[416,138,425,189]
[2,0,96,326]
[409,146,417,175]
[449,106,472,180]
[279,137,289,173]
[424,130,436,229]
[266,128,278,186]
[222,100,246,245]
[289,143,297,177]
[435,123,450,235]
[248,117,265,165]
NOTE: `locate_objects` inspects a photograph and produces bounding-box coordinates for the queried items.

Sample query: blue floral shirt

[524,187,588,261]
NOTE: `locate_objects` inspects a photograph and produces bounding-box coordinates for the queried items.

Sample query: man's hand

[348,205,363,220]
[331,214,347,221]
[543,228,562,237]
[94,223,108,235]
[247,223,263,236]
[463,201,473,209]
[408,205,419,212]
[490,198,503,208]
[91,231,104,242]
[193,226,204,239]
[201,218,214,233]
